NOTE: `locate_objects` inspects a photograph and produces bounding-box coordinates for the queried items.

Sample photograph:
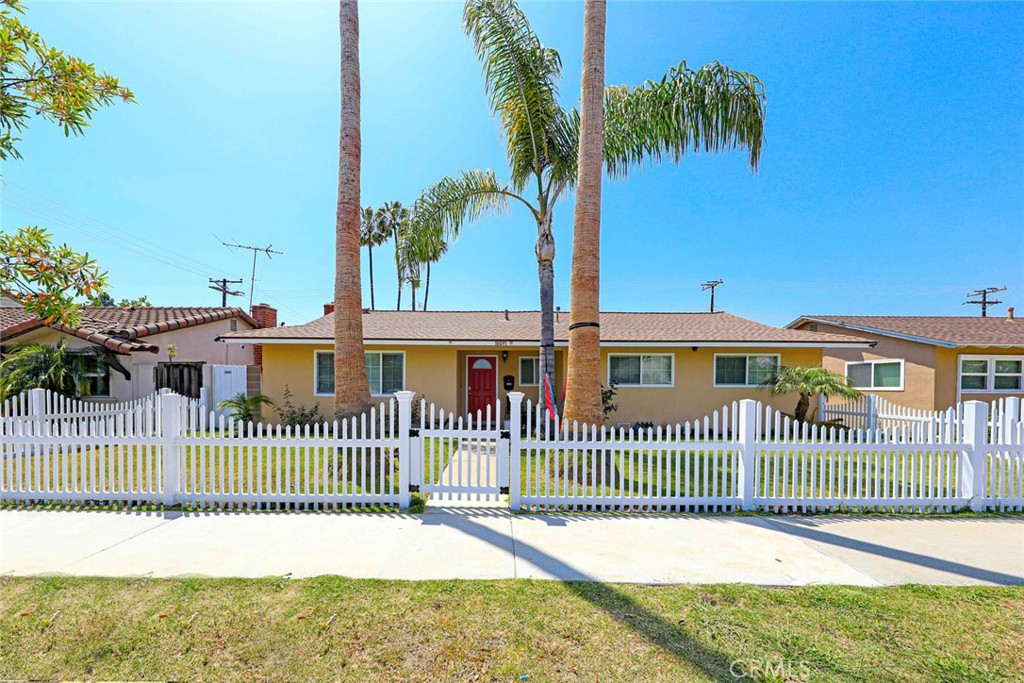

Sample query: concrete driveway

[1,507,1021,586]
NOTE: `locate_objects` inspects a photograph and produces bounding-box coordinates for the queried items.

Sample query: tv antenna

[222,242,283,310]
[701,279,724,313]
[208,277,244,307]
[963,286,1006,317]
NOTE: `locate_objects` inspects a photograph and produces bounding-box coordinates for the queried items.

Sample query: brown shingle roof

[793,315,1024,347]
[220,310,870,347]
[1,305,258,354]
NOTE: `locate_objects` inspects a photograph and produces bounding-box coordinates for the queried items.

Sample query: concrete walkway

[2,508,1021,586]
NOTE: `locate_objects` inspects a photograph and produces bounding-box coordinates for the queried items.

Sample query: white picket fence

[1,389,1022,513]
[514,396,1023,513]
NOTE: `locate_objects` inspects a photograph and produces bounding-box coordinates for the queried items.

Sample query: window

[960,356,1024,392]
[714,354,780,387]
[845,359,904,390]
[519,357,540,386]
[608,354,673,386]
[315,351,405,396]
[78,355,111,397]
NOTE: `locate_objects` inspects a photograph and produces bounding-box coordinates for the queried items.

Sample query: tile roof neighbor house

[1,302,264,402]
[788,311,1024,410]
[221,308,872,424]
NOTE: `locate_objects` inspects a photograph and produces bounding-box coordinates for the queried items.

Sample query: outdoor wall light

[691,346,699,352]
[501,350,509,362]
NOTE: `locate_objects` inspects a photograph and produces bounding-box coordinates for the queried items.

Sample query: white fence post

[395,390,414,509]
[865,394,879,432]
[507,391,524,511]
[961,400,989,512]
[29,388,46,433]
[159,392,182,507]
[737,399,757,511]
[817,394,826,422]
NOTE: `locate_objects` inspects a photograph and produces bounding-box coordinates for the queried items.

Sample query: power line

[222,241,283,310]
[701,279,724,313]
[2,180,232,278]
[964,286,1007,317]
[208,278,244,307]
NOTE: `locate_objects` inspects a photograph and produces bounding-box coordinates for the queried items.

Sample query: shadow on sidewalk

[420,507,736,679]
[764,518,1024,585]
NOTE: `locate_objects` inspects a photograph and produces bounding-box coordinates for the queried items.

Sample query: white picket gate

[2,388,1022,513]
[411,399,510,502]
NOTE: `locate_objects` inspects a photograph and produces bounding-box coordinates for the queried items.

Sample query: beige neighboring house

[0,302,263,402]
[788,311,1024,411]
[220,308,872,425]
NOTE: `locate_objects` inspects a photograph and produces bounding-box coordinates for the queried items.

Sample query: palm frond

[602,60,766,179]
[463,0,565,192]
[411,169,533,244]
[761,366,860,399]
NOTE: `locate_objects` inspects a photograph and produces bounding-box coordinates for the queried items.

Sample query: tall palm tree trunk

[564,0,606,426]
[334,0,371,420]
[535,218,556,403]
[424,262,430,311]
[367,242,375,310]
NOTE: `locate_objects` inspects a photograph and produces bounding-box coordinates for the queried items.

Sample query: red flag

[543,373,559,426]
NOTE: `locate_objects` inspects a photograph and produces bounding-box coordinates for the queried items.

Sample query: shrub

[275,386,321,428]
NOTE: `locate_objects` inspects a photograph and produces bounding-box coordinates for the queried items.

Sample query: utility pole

[222,242,284,310]
[208,278,244,307]
[964,286,1006,317]
[701,279,724,313]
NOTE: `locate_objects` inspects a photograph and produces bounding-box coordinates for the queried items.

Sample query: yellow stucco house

[222,309,871,424]
[788,312,1024,411]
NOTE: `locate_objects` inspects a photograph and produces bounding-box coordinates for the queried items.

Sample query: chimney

[1009,307,1015,320]
[324,303,335,316]
[251,303,277,329]
[504,309,509,321]
[249,303,277,366]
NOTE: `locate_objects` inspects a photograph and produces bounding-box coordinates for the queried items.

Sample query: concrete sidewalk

[1,508,1021,586]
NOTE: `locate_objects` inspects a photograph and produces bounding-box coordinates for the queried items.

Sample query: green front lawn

[1,577,1021,682]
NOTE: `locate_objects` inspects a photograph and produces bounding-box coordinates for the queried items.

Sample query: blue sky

[2,1,1022,327]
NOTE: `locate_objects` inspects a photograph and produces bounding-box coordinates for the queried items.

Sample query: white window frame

[314,350,407,397]
[958,354,1024,393]
[607,353,675,388]
[519,356,540,386]
[844,358,905,391]
[712,354,781,388]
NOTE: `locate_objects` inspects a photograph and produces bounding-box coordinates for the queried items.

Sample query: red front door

[467,356,497,418]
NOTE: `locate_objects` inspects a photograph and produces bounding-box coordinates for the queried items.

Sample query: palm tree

[376,200,411,310]
[216,392,275,426]
[412,0,766,394]
[359,206,388,310]
[563,0,607,426]
[334,0,371,419]
[0,341,92,401]
[401,217,448,311]
[760,365,861,423]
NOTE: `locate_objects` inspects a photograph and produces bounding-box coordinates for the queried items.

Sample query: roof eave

[218,336,875,349]
[788,317,958,348]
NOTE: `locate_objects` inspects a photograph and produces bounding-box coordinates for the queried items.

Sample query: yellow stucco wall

[796,322,938,410]
[261,343,821,425]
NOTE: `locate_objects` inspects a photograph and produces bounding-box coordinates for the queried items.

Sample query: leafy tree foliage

[0,0,134,160]
[1,0,133,325]
[0,226,107,325]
